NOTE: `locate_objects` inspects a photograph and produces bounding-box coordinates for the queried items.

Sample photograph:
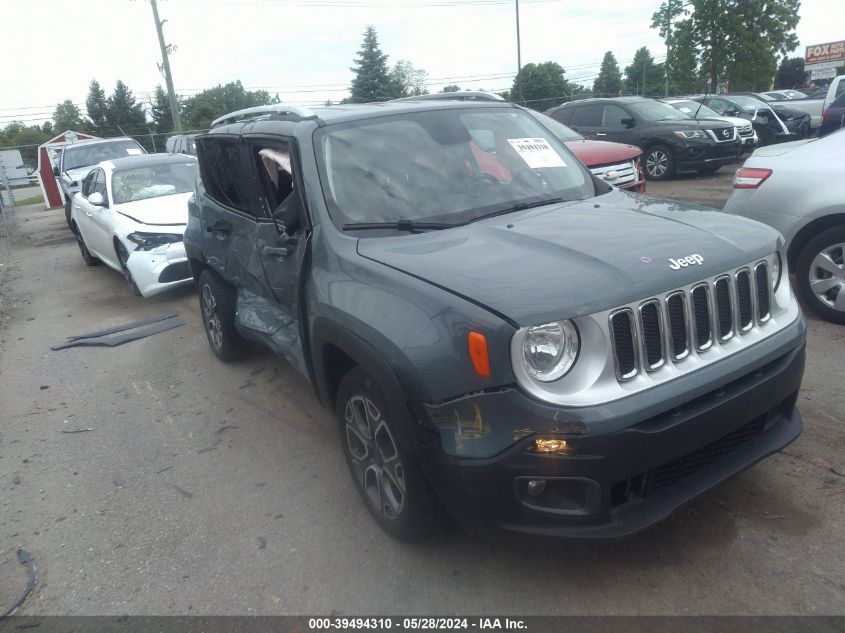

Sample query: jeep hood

[357,189,780,326]
[114,192,192,227]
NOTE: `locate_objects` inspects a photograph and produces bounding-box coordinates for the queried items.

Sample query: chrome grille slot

[735,269,753,332]
[690,284,713,351]
[714,276,734,341]
[638,300,664,371]
[755,262,771,322]
[609,309,638,381]
[665,292,690,361]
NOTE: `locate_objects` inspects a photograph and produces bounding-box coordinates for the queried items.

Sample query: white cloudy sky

[1,0,842,127]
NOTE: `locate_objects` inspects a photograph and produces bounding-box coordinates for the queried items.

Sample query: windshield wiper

[343,219,456,233]
[468,196,564,224]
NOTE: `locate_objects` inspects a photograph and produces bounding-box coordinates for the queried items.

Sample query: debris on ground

[0,548,37,620]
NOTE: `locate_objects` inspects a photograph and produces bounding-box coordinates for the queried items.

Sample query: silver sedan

[723,129,845,323]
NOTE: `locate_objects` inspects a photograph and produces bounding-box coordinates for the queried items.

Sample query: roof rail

[391,91,505,103]
[210,104,319,129]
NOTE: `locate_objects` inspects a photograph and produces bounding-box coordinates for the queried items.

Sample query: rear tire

[644,145,675,181]
[795,225,845,324]
[336,367,441,541]
[64,199,73,229]
[198,269,246,361]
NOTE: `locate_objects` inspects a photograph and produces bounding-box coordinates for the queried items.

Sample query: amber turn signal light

[468,331,490,376]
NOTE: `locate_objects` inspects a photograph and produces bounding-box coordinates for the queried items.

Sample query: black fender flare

[310,317,425,450]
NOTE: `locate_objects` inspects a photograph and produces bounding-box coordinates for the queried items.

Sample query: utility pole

[665,13,671,97]
[515,0,523,103]
[149,0,182,132]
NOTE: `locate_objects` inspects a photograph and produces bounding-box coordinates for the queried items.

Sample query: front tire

[336,368,441,541]
[644,145,676,181]
[65,199,73,229]
[198,269,245,361]
[115,241,141,296]
[75,226,100,267]
[795,225,845,324]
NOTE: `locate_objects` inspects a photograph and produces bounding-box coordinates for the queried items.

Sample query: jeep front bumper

[417,327,805,541]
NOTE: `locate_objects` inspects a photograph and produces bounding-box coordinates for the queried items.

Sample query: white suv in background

[55,137,146,228]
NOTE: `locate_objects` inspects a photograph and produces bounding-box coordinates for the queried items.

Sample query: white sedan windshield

[112,162,197,204]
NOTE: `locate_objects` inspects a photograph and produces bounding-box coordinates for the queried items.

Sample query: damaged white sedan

[70,154,198,297]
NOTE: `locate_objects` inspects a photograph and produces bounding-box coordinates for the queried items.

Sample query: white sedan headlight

[521,319,580,382]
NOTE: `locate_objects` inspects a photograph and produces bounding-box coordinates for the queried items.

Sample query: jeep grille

[610,261,774,381]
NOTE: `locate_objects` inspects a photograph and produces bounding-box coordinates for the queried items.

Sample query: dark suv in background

[546,97,740,181]
[185,102,805,542]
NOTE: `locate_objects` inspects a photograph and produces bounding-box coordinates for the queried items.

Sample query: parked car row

[547,96,741,180]
[751,76,845,132]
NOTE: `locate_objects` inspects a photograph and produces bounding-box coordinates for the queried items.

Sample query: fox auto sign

[805,41,845,66]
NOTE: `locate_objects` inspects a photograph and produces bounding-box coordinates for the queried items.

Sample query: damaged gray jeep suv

[184,101,806,541]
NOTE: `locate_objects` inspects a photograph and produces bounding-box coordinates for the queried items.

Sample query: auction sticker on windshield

[507,138,567,168]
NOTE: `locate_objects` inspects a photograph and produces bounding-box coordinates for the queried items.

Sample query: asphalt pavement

[0,189,843,615]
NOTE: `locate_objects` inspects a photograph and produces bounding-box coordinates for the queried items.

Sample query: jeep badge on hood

[668,254,704,270]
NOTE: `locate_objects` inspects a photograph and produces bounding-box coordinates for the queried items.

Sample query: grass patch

[13,195,44,206]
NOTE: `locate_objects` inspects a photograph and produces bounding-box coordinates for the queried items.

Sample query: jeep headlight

[674,130,705,139]
[521,319,580,382]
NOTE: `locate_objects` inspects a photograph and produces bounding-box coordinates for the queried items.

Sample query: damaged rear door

[194,134,266,298]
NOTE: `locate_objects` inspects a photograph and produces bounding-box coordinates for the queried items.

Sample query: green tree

[86,79,109,136]
[150,85,173,134]
[53,100,87,132]
[510,61,570,110]
[41,121,54,136]
[441,84,462,93]
[775,57,807,89]
[181,81,274,130]
[349,25,392,103]
[685,0,800,91]
[593,52,622,96]
[388,60,428,98]
[624,47,666,96]
[106,80,148,139]
[0,123,50,169]
[668,19,699,94]
[651,0,689,95]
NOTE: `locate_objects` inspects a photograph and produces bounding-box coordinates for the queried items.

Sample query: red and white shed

[36,130,99,209]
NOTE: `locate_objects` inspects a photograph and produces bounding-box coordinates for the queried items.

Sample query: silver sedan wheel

[201,284,223,348]
[809,242,845,312]
[646,150,668,177]
[344,395,406,520]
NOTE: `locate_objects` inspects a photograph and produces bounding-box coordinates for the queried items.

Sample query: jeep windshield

[314,107,595,232]
[62,140,144,171]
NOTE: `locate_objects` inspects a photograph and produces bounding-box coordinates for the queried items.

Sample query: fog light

[532,438,567,453]
[526,479,546,496]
